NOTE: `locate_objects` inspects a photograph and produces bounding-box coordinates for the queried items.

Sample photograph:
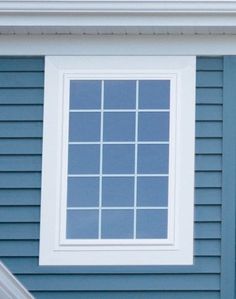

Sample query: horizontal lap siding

[0,57,222,299]
[194,59,222,299]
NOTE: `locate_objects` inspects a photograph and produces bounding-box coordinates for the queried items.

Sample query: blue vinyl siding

[220,57,236,299]
[0,57,224,298]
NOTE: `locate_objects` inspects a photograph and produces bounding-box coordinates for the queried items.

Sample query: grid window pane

[136,209,168,239]
[101,210,134,239]
[103,144,135,174]
[104,80,136,109]
[102,177,134,207]
[67,210,99,239]
[138,112,169,141]
[69,112,101,142]
[103,112,135,141]
[139,80,170,109]
[68,144,100,174]
[137,144,169,174]
[67,177,99,207]
[66,79,171,240]
[70,80,101,109]
[137,177,168,207]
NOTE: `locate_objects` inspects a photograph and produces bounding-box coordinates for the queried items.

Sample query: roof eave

[0,1,236,34]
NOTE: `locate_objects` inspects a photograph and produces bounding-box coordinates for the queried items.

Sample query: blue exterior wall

[0,56,228,298]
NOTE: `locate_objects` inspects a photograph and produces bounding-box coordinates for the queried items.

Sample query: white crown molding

[0,0,236,13]
[0,1,236,34]
[0,262,34,299]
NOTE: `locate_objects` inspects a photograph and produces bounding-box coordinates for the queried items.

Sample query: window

[40,56,196,265]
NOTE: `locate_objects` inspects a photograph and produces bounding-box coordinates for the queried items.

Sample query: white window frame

[39,56,196,266]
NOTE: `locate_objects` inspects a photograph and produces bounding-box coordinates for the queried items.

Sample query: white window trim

[40,56,196,266]
[61,72,176,247]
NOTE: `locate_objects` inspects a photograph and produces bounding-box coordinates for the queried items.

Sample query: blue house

[0,1,235,299]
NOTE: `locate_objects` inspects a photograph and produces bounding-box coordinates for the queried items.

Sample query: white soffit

[0,262,34,299]
[1,1,236,34]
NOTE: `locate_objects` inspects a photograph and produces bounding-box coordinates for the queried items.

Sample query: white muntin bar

[69,141,169,145]
[98,80,104,239]
[133,80,139,239]
[68,174,169,177]
[67,207,168,211]
[69,109,170,112]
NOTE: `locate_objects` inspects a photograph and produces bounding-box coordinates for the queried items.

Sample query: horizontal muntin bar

[67,206,168,210]
[69,109,170,112]
[69,141,169,145]
[68,174,169,177]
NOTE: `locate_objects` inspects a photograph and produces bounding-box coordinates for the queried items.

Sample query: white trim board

[2,34,236,55]
[0,262,34,299]
[1,0,236,13]
[1,1,236,34]
[40,56,195,265]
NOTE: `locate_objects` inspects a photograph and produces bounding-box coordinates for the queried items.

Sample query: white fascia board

[0,1,236,34]
[2,34,236,56]
[0,262,34,299]
[1,0,236,13]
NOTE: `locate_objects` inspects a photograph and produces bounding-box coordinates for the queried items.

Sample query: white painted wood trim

[1,0,236,13]
[0,262,34,299]
[1,34,236,56]
[40,56,195,266]
[0,1,236,33]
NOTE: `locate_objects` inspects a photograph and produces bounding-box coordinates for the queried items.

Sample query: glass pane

[138,112,169,141]
[69,112,101,142]
[104,80,136,109]
[70,80,101,109]
[139,80,170,109]
[103,112,135,141]
[101,209,134,239]
[137,144,169,174]
[67,177,99,207]
[136,209,168,239]
[137,177,168,207]
[102,177,134,207]
[67,79,171,241]
[67,210,99,239]
[103,144,135,174]
[68,144,100,174]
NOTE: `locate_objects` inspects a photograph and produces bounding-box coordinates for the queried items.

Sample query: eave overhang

[0,0,236,34]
